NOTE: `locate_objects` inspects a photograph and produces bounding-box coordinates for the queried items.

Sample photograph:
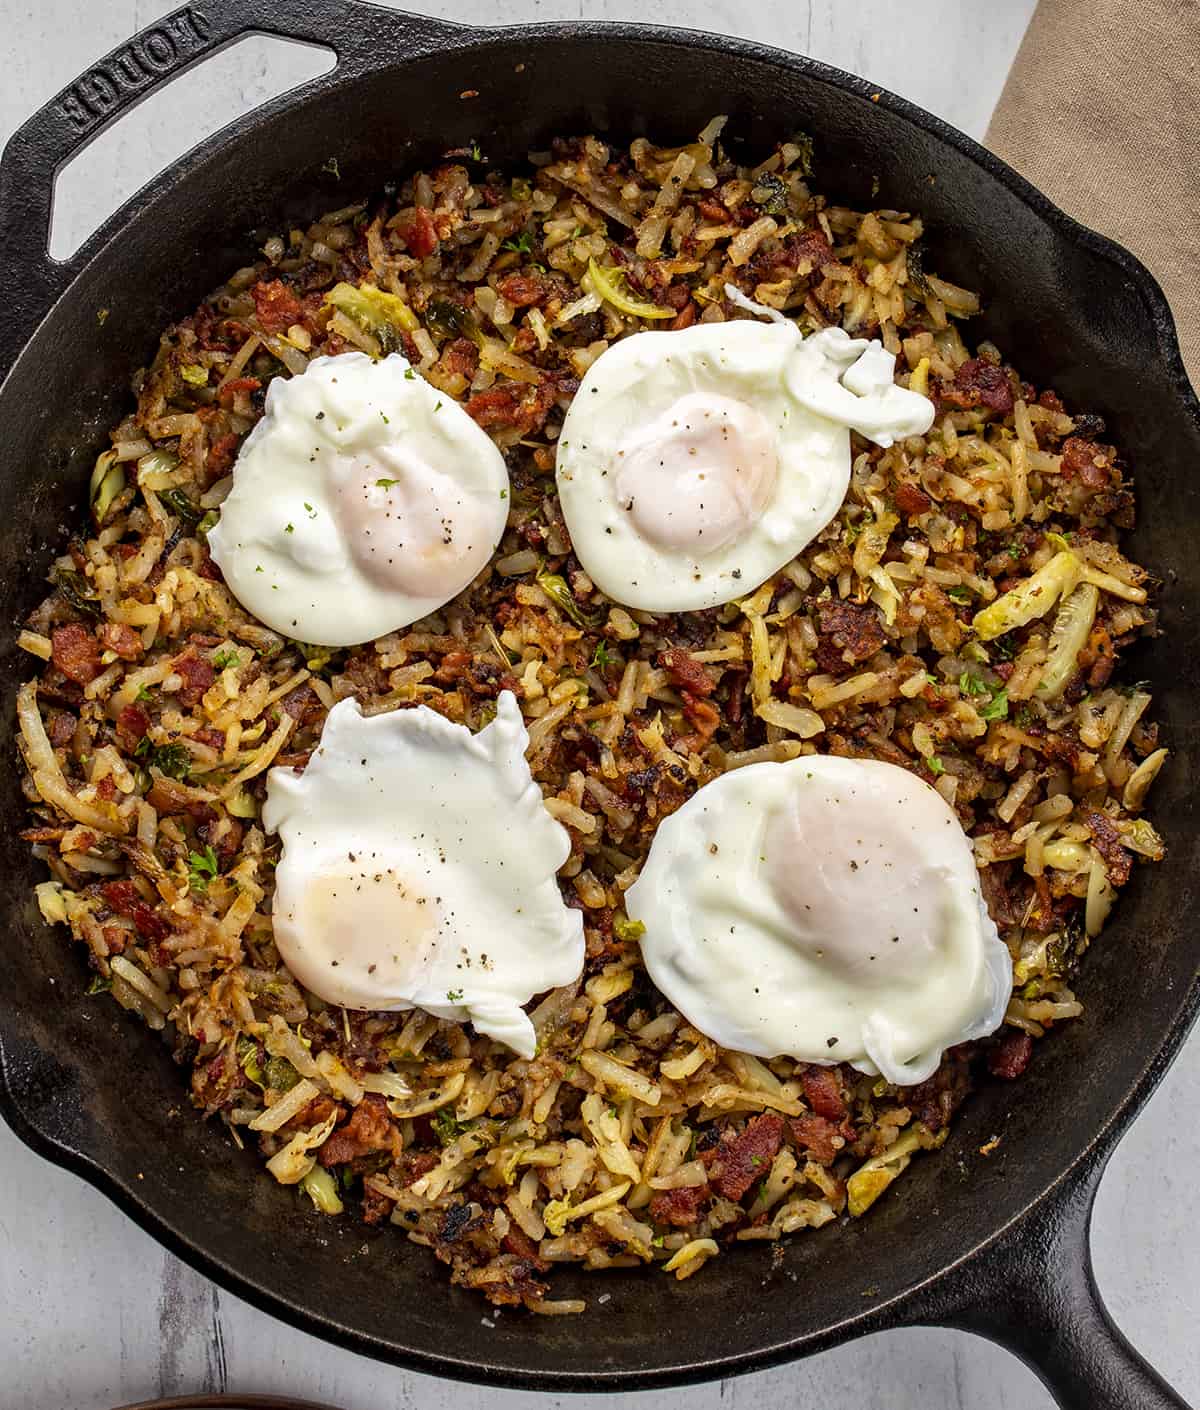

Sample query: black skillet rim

[1,11,1198,1392]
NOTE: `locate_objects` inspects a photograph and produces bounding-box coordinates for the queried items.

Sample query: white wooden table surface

[3,3,1198,1408]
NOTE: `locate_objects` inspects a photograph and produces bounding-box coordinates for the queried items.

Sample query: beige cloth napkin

[986,0,1199,389]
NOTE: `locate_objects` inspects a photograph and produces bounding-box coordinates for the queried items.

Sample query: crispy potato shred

[17,121,1164,1310]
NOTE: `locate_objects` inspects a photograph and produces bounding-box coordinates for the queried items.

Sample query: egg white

[624,754,1012,1085]
[555,300,933,613]
[207,352,509,646]
[262,691,584,1058]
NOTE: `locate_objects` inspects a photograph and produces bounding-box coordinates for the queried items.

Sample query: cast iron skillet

[1,2,1197,1404]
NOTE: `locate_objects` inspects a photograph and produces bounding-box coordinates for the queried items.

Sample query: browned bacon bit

[318,1094,401,1166]
[799,1064,847,1122]
[101,879,171,942]
[197,815,244,865]
[402,207,438,258]
[893,481,933,517]
[439,337,479,380]
[101,925,128,956]
[942,358,1015,415]
[681,695,720,741]
[191,1049,239,1114]
[496,270,550,307]
[650,1184,709,1227]
[361,1182,395,1225]
[987,1030,1033,1080]
[788,1113,843,1165]
[465,381,557,436]
[712,1113,784,1201]
[206,432,240,478]
[51,623,102,685]
[218,376,262,410]
[659,647,717,696]
[172,649,215,707]
[905,1050,973,1130]
[670,301,698,330]
[1060,437,1117,490]
[251,279,304,334]
[281,683,325,727]
[813,599,885,674]
[502,1223,552,1270]
[98,622,143,661]
[1082,809,1134,886]
[396,1150,440,1187]
[48,710,77,747]
[116,702,151,750]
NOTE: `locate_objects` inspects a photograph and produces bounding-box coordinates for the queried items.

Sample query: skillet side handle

[910,1153,1191,1409]
[0,0,462,382]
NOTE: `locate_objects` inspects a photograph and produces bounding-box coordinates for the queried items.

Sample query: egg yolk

[279,863,442,992]
[613,392,778,555]
[332,450,495,600]
[763,792,948,983]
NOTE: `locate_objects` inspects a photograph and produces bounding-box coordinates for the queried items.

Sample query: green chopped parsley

[187,844,219,891]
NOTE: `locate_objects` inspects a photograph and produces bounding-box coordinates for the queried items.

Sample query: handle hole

[49,34,336,261]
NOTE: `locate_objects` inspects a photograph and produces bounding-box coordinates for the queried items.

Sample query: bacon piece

[99,622,143,661]
[51,624,102,685]
[649,1184,709,1227]
[207,432,240,477]
[670,301,698,330]
[465,382,557,436]
[48,711,78,747]
[217,376,262,410]
[943,358,1014,415]
[496,271,550,307]
[1082,809,1133,886]
[1060,437,1117,490]
[100,880,171,942]
[318,1094,400,1166]
[172,649,215,707]
[799,1064,847,1122]
[659,647,717,696]
[402,207,438,257]
[988,1030,1033,1080]
[502,1223,551,1270]
[712,1113,784,1201]
[894,481,932,517]
[814,600,885,674]
[788,1112,843,1165]
[439,337,479,380]
[251,279,303,333]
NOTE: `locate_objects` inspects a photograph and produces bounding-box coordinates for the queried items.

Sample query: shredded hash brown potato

[16,123,1166,1309]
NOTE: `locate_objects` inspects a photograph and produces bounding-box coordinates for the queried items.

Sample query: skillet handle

[908,1151,1191,1409]
[0,0,460,381]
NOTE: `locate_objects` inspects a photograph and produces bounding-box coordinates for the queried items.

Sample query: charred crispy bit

[709,1113,784,1201]
[1082,809,1133,886]
[978,859,1024,930]
[51,623,102,685]
[318,1094,401,1166]
[659,647,717,696]
[251,278,304,333]
[650,1183,710,1227]
[987,1030,1033,1080]
[813,599,885,674]
[798,1064,847,1122]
